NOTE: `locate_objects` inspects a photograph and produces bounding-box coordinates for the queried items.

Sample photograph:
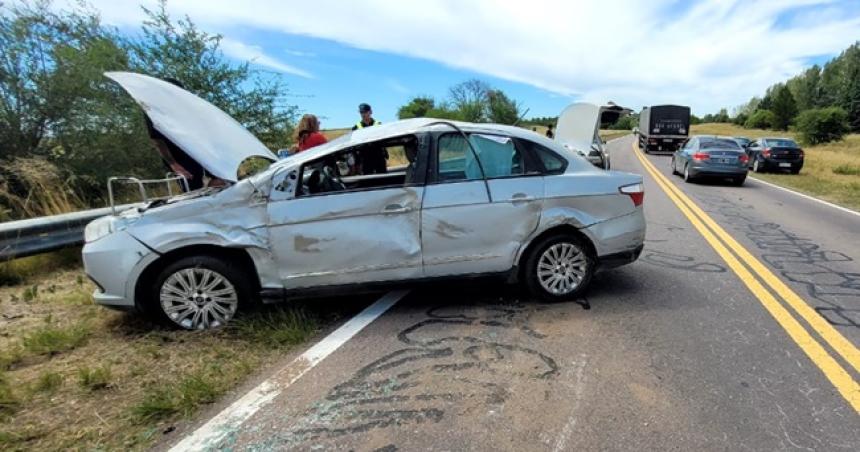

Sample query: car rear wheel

[752,159,764,173]
[683,164,694,183]
[731,176,746,186]
[790,168,801,175]
[524,234,594,302]
[152,255,251,330]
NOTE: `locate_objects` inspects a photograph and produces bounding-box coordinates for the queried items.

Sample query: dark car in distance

[745,138,804,174]
[734,136,752,149]
[671,135,749,186]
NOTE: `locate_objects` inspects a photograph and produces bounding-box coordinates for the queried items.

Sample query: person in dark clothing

[145,117,205,191]
[144,78,224,191]
[545,124,555,139]
[352,103,387,174]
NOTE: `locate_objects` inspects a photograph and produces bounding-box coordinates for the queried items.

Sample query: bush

[832,164,860,176]
[795,107,850,145]
[745,109,776,129]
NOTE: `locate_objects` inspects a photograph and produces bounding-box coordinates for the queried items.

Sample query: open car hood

[105,72,275,182]
[555,102,602,152]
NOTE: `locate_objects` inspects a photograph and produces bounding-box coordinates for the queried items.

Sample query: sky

[55,0,860,127]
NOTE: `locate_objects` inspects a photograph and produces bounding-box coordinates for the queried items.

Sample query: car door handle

[382,204,409,213]
[511,193,534,202]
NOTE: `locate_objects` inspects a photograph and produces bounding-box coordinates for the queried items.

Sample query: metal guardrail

[0,205,136,261]
[1,174,186,261]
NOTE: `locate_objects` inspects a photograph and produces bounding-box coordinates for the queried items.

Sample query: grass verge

[691,123,860,212]
[0,260,341,451]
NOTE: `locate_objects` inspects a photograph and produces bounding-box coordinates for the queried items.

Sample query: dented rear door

[266,187,424,289]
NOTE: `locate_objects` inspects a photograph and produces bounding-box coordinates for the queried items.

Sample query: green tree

[397,96,436,119]
[486,89,521,124]
[770,84,797,130]
[787,65,822,111]
[745,109,776,129]
[448,79,489,122]
[795,107,850,145]
[129,1,296,150]
[837,44,860,131]
[0,1,157,204]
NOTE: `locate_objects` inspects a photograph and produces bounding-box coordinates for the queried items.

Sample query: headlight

[84,215,138,243]
[84,217,115,243]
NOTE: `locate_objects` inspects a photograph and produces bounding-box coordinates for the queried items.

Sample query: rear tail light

[692,152,710,161]
[799,150,804,158]
[620,183,644,207]
[762,148,771,158]
[739,154,749,165]
[649,139,657,144]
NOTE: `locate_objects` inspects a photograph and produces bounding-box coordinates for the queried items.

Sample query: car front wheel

[152,255,251,330]
[524,234,594,302]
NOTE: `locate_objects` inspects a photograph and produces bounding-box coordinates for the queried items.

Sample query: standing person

[294,114,328,152]
[352,103,381,130]
[352,103,387,173]
[545,123,555,139]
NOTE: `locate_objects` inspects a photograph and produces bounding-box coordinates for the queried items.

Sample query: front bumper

[82,230,155,309]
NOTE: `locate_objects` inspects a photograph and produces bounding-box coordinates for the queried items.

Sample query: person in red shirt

[294,114,328,152]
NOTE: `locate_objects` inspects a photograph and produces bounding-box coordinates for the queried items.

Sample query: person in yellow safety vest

[352,103,381,130]
[352,103,387,173]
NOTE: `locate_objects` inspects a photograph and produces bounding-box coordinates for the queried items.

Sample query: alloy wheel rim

[537,242,587,296]
[160,268,238,330]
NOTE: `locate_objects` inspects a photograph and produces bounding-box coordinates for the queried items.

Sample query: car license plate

[779,162,791,168]
[663,139,673,142]
[717,158,735,164]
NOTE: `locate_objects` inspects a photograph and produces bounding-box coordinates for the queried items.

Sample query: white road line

[747,176,860,218]
[169,290,408,452]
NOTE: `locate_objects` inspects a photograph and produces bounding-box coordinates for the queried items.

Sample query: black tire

[150,255,254,330]
[790,168,801,175]
[683,164,694,183]
[523,234,595,302]
[731,176,746,186]
[752,159,764,173]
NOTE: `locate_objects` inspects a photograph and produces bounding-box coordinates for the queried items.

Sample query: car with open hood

[82,72,646,330]
[554,103,623,170]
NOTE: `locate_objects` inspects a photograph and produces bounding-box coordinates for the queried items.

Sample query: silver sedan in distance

[83,73,646,330]
[671,135,750,186]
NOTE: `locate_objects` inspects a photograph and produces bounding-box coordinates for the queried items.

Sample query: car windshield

[765,138,799,148]
[700,138,741,150]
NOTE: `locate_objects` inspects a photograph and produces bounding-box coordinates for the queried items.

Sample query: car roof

[280,118,560,166]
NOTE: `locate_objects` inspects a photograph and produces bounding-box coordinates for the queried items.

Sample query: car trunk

[768,147,802,161]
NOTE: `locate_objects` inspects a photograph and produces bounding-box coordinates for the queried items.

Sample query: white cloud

[285,48,316,57]
[64,0,860,114]
[220,38,312,78]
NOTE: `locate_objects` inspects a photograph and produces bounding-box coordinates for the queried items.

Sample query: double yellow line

[631,140,860,412]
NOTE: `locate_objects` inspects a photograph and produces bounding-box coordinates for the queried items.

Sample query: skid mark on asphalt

[241,302,563,450]
[642,222,728,273]
[695,193,860,329]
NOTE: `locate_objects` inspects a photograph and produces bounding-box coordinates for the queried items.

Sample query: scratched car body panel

[83,72,646,329]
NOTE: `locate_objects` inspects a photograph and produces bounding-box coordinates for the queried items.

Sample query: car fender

[512,205,599,266]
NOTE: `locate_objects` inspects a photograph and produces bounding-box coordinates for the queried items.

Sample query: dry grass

[0,158,86,221]
[692,123,860,211]
[0,260,343,451]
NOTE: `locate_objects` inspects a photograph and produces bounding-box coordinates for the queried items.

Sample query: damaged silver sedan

[83,72,646,330]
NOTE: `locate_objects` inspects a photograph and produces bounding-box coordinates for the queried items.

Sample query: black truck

[637,105,691,153]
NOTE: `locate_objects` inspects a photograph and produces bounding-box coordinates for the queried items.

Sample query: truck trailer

[637,105,691,153]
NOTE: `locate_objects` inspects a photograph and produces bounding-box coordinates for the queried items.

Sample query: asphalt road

[169,135,860,451]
